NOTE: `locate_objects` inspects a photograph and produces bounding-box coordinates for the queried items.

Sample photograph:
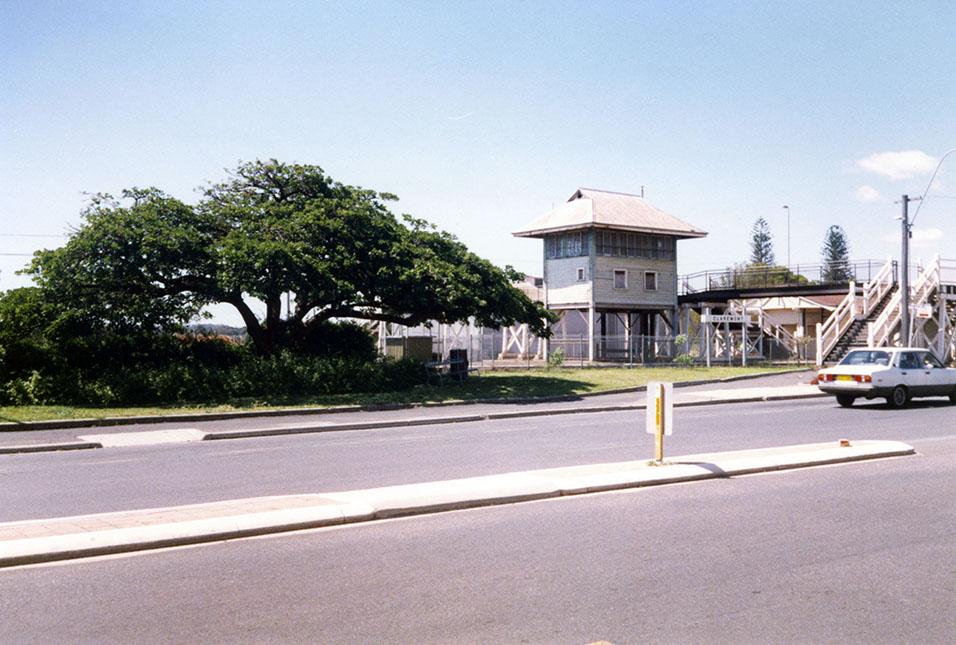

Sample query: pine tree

[821,225,852,282]
[750,217,775,265]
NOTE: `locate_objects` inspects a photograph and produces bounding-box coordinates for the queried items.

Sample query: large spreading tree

[27,160,552,355]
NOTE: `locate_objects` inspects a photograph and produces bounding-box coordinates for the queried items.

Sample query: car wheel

[950,388,956,403]
[836,394,855,408]
[887,385,909,408]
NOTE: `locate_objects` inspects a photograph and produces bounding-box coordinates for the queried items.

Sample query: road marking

[485,425,570,435]
[71,458,145,466]
[315,434,437,448]
[208,447,287,456]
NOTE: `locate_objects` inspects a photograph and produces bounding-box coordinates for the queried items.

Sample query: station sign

[699,314,746,324]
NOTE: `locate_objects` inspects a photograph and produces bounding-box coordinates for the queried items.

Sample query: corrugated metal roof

[513,187,707,239]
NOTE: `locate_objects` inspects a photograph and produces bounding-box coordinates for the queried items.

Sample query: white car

[817,347,956,408]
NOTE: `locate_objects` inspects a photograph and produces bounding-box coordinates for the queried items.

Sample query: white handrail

[816,258,897,364]
[860,257,896,318]
[869,290,902,348]
[871,255,940,347]
[911,260,939,308]
[769,322,807,358]
[940,259,956,361]
[816,281,857,365]
[723,299,801,358]
[906,255,941,345]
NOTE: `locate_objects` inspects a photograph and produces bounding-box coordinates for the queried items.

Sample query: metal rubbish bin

[448,349,469,380]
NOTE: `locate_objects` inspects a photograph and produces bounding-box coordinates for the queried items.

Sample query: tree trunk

[226,295,273,355]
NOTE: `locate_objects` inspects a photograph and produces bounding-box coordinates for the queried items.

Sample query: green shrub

[674,353,695,367]
[546,347,566,369]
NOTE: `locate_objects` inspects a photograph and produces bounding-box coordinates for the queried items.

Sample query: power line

[911,147,956,227]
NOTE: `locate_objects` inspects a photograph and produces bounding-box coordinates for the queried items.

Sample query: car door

[896,351,928,395]
[917,351,953,396]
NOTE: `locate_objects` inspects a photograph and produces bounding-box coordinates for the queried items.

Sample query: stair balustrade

[869,255,940,349]
[816,258,897,365]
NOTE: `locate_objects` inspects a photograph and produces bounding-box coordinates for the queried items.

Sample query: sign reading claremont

[700,314,746,324]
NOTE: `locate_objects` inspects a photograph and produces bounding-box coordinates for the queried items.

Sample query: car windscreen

[839,350,891,366]
[919,352,945,368]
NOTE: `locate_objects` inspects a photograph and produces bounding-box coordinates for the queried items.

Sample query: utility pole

[899,195,916,346]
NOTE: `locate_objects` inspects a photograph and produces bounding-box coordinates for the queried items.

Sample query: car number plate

[836,375,854,381]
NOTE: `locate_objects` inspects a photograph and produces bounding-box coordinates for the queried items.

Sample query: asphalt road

[1,395,955,522]
[2,430,953,643]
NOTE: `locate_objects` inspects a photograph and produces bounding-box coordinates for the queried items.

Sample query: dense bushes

[290,320,379,361]
[1,348,425,406]
[0,288,424,406]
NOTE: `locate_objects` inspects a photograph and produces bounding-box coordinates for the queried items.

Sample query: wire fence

[386,331,698,368]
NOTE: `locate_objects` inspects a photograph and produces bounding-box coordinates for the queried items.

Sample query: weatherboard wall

[543,255,592,308]
[591,255,677,309]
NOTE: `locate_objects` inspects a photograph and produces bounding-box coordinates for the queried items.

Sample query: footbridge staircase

[817,255,956,365]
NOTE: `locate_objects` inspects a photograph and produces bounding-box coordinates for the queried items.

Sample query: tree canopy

[820,225,852,283]
[749,217,775,266]
[26,160,552,355]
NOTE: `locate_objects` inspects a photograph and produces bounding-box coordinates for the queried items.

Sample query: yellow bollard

[654,385,664,462]
[646,382,671,463]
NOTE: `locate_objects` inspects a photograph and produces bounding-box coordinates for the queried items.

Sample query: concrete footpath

[0,370,825,454]
[0,439,914,568]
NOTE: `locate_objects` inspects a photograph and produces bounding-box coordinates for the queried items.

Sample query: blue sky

[2,1,955,323]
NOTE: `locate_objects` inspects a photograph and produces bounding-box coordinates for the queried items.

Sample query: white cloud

[854,185,882,202]
[882,227,944,246]
[855,150,937,181]
[911,227,944,243]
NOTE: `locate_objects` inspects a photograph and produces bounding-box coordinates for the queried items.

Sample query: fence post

[724,320,731,363]
[937,296,946,359]
[741,303,748,367]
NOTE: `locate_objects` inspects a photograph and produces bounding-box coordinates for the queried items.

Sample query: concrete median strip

[0,439,913,567]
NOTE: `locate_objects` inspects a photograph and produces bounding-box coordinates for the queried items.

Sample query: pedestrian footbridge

[678,256,956,365]
[823,255,956,366]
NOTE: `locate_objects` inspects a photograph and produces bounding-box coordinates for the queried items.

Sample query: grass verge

[0,365,805,424]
